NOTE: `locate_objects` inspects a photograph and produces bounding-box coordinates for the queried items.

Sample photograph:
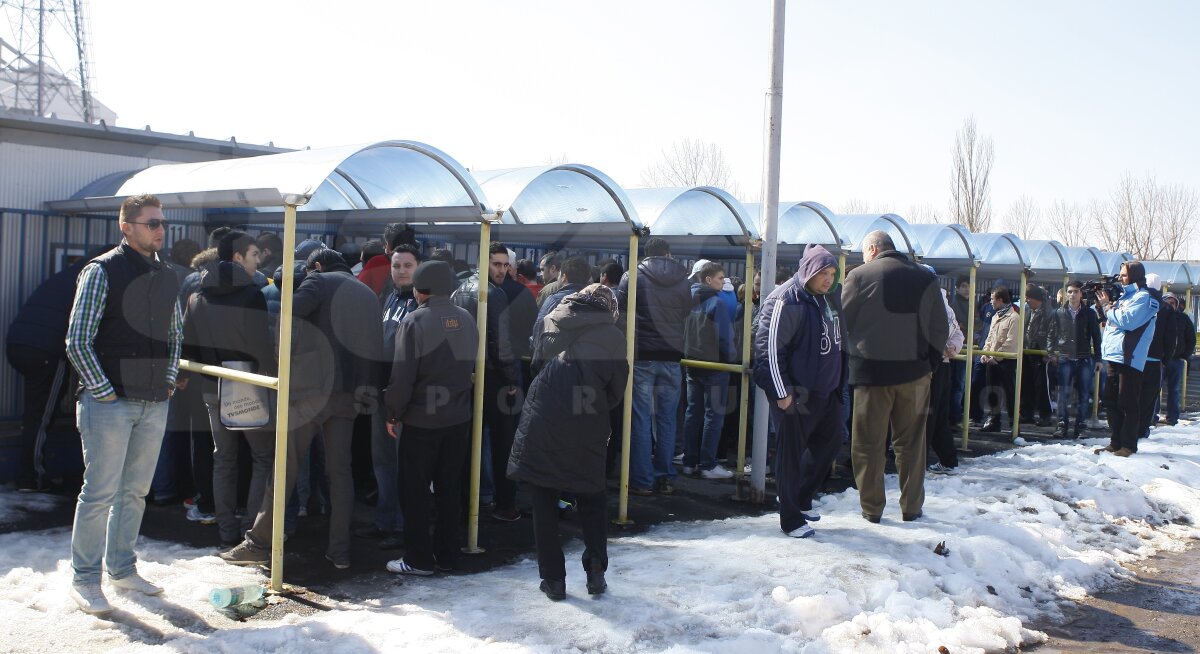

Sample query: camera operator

[1094,261,1158,457]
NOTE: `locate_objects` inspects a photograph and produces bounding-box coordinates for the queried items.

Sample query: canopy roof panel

[472,165,640,228]
[745,201,846,252]
[1062,246,1104,277]
[1096,251,1134,276]
[906,224,976,267]
[48,141,489,221]
[1021,239,1070,277]
[835,214,918,257]
[967,232,1031,272]
[1140,261,1195,288]
[624,187,753,240]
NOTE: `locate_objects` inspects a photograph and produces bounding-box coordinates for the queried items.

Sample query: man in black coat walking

[842,231,948,523]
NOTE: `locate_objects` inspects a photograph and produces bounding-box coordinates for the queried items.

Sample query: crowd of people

[3,193,1196,614]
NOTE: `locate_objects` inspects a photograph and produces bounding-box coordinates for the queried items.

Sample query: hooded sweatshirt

[753,244,847,402]
[183,261,276,395]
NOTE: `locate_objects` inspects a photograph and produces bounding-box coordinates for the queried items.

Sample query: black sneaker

[585,560,607,595]
[656,480,675,495]
[540,578,566,601]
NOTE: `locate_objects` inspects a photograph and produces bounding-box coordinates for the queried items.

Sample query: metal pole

[616,232,639,524]
[733,246,756,500]
[960,265,977,450]
[465,218,492,553]
[1184,289,1192,411]
[268,203,298,593]
[833,251,846,477]
[751,0,787,504]
[1011,270,1028,441]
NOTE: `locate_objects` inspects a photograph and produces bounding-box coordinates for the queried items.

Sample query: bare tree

[949,117,994,232]
[1045,199,1085,246]
[839,198,894,214]
[1089,196,1124,253]
[544,153,570,166]
[641,138,739,196]
[1158,183,1199,260]
[1002,196,1040,239]
[907,203,945,224]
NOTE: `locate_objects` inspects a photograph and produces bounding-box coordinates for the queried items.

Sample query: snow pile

[1,424,1198,653]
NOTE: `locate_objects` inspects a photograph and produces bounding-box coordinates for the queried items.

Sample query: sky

[4,423,1200,652]
[46,2,1200,239]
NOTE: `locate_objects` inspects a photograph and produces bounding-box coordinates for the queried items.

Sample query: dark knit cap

[412,261,458,295]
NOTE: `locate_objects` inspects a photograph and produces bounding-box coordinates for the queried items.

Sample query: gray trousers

[204,395,274,544]
[246,399,354,561]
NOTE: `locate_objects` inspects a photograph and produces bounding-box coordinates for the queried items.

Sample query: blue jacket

[688,283,736,374]
[1101,283,1158,371]
[753,248,847,401]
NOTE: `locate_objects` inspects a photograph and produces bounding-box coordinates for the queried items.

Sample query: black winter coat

[617,256,694,361]
[507,301,628,494]
[183,262,277,395]
[452,274,518,387]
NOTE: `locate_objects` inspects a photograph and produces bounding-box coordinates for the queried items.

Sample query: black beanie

[412,260,458,295]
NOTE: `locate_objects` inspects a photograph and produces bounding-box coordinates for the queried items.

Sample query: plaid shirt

[65,249,183,399]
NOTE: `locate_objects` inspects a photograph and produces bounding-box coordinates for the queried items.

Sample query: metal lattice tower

[0,0,111,123]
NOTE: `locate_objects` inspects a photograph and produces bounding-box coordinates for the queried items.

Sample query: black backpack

[685,299,722,363]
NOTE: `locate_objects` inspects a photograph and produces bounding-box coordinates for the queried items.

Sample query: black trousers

[1104,362,1143,452]
[6,345,68,486]
[483,373,518,513]
[401,422,470,570]
[1136,360,1163,440]
[772,391,842,533]
[1019,355,1052,419]
[926,361,958,468]
[529,485,607,581]
[982,359,1016,424]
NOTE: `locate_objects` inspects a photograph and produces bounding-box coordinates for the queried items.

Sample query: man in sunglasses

[65,193,183,614]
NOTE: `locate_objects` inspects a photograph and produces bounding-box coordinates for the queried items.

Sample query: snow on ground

[2,423,1200,654]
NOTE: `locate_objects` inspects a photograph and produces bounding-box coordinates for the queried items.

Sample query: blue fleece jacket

[688,282,736,370]
[1101,283,1158,371]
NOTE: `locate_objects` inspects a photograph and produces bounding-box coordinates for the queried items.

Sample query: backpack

[685,299,722,363]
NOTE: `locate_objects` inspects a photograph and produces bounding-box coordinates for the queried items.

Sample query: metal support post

[733,246,756,500]
[960,265,977,450]
[1011,269,1028,441]
[616,232,639,524]
[464,217,492,554]
[267,203,298,593]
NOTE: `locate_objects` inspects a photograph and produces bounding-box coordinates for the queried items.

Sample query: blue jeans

[683,371,730,470]
[371,409,403,532]
[631,361,682,489]
[1163,359,1184,424]
[1055,357,1095,426]
[71,393,169,584]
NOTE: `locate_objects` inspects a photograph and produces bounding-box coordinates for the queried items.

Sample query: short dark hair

[516,259,538,279]
[306,248,346,271]
[644,237,670,257]
[384,223,417,250]
[217,230,257,262]
[697,261,724,282]
[489,242,509,257]
[392,243,422,262]
[430,248,455,263]
[119,193,161,223]
[256,232,282,254]
[991,286,1012,304]
[207,226,233,249]
[1066,280,1083,291]
[956,275,971,288]
[601,261,624,284]
[361,239,386,263]
[560,256,591,284]
[170,238,201,268]
[539,251,562,269]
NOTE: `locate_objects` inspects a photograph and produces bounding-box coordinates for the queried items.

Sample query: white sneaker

[109,573,163,596]
[672,453,684,464]
[785,525,815,538]
[186,505,216,524]
[680,465,697,476]
[800,509,821,522]
[927,463,955,475]
[700,464,734,480]
[70,583,113,615]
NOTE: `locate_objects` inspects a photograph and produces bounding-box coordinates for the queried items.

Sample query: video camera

[1081,274,1122,306]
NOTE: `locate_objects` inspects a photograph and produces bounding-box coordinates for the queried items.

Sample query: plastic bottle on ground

[209,584,265,608]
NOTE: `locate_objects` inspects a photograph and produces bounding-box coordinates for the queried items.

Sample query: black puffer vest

[92,243,180,401]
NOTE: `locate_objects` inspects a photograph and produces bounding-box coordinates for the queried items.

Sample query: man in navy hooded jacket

[753,245,847,538]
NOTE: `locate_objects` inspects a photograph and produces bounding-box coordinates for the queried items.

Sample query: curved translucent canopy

[745,201,847,252]
[1140,261,1195,289]
[624,187,753,240]
[1191,265,1200,291]
[49,140,490,223]
[1096,251,1133,276]
[966,232,1031,274]
[906,224,976,270]
[1021,240,1070,277]
[836,214,919,257]
[472,165,641,229]
[1061,246,1105,277]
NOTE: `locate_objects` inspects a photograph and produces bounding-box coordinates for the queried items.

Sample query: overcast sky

[75,1,1200,240]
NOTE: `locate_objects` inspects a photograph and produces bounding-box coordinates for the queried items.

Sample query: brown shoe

[862,512,881,524]
[1113,448,1134,457]
[1093,444,1118,454]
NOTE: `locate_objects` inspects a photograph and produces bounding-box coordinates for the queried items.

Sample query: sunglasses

[127,219,169,230]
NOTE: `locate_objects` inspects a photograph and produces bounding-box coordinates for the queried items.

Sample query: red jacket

[357,255,390,295]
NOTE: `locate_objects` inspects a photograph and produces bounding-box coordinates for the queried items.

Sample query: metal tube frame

[268,203,298,593]
[732,247,756,500]
[464,218,492,554]
[616,232,639,525]
[1011,270,1028,442]
[960,265,977,450]
[1185,289,1193,411]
